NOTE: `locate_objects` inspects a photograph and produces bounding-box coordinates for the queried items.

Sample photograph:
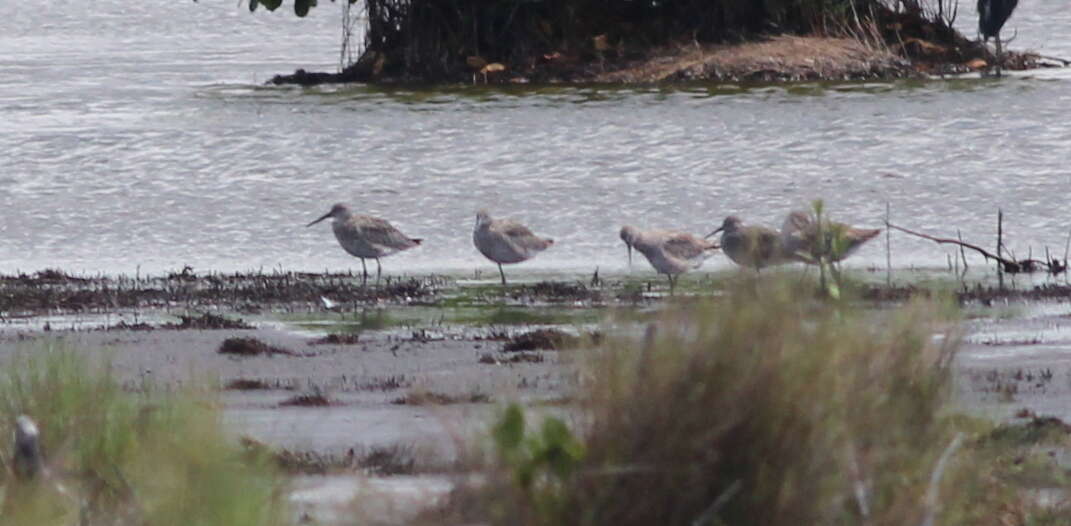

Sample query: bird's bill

[625,243,633,268]
[306,211,332,227]
[704,226,724,239]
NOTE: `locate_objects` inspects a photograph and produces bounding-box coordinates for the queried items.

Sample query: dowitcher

[473,210,554,285]
[780,210,881,264]
[707,216,786,270]
[307,203,422,282]
[620,226,718,293]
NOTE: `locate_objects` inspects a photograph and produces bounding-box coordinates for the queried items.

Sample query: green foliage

[492,404,584,492]
[0,345,283,526]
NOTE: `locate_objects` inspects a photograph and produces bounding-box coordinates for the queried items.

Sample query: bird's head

[474,209,493,229]
[706,215,742,239]
[307,203,351,227]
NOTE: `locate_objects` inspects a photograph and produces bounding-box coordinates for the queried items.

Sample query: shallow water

[3,0,1071,276]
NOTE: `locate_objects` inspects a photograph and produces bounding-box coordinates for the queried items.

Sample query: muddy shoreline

[4,268,1071,318]
[7,267,1071,523]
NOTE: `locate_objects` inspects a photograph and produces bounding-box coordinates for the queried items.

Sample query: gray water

[3,0,1071,276]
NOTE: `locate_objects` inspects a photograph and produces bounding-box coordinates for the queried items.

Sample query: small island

[257,0,1061,86]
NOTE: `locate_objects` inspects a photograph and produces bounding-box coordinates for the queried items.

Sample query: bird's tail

[411,238,423,245]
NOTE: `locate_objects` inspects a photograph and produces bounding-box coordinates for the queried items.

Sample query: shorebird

[620,226,718,293]
[473,210,554,285]
[780,210,881,264]
[706,216,786,270]
[307,203,422,282]
[978,0,1019,76]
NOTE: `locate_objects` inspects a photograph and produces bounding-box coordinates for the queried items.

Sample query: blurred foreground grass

[0,347,284,526]
[428,279,1071,526]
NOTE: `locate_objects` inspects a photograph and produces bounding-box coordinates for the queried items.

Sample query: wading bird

[620,226,719,294]
[473,210,553,286]
[780,210,882,264]
[707,216,786,270]
[978,0,1019,75]
[307,203,422,282]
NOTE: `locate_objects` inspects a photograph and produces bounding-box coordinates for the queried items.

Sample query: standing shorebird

[307,203,422,282]
[978,0,1019,76]
[706,216,786,270]
[780,210,881,264]
[620,226,718,294]
[473,210,554,285]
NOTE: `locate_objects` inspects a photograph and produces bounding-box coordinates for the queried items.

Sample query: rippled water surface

[3,0,1071,275]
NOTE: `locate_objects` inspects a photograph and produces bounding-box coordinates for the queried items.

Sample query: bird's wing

[496,220,549,251]
[353,216,416,250]
[663,233,715,260]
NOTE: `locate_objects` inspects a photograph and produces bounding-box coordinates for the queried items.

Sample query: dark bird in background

[978,0,1019,75]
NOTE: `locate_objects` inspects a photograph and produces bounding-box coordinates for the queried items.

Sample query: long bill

[625,243,633,268]
[704,226,724,240]
[306,212,332,227]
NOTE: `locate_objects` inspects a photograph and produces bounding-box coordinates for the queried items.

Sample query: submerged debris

[170,312,254,330]
[217,337,298,357]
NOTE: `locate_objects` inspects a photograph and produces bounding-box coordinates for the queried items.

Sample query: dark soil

[503,328,583,352]
[308,333,362,345]
[860,282,1071,304]
[224,378,273,390]
[391,391,492,405]
[279,391,336,407]
[218,337,299,357]
[0,270,443,315]
[480,352,545,364]
[242,437,417,475]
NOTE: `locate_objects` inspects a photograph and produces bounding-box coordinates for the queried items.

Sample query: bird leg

[360,258,368,284]
[376,258,382,283]
[995,34,1004,77]
[667,274,676,295]
[498,263,507,286]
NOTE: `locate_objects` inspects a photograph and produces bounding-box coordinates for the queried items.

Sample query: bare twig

[919,433,965,526]
[887,223,1009,266]
[885,202,892,287]
[890,222,1057,274]
[956,229,968,271]
[692,480,742,526]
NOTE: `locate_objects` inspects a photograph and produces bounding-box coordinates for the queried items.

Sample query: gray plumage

[781,210,881,264]
[707,216,786,270]
[620,225,718,293]
[307,203,421,281]
[473,210,554,285]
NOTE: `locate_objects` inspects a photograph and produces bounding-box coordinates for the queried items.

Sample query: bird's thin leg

[498,263,507,286]
[995,34,1004,77]
[668,274,676,295]
[376,258,382,283]
[360,258,368,284]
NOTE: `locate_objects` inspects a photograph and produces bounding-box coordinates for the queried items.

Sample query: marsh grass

[0,345,284,526]
[428,278,1071,525]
